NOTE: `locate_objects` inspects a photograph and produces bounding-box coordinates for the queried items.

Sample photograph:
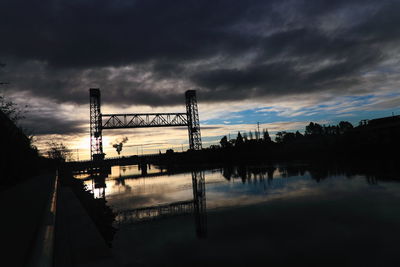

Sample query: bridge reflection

[87,170,208,238]
[191,171,207,238]
[117,200,195,223]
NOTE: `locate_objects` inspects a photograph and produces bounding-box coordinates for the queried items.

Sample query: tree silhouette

[249,131,254,140]
[338,121,353,134]
[46,141,73,161]
[236,131,244,146]
[220,136,229,148]
[263,129,272,142]
[0,95,27,124]
[275,131,285,143]
[243,132,248,142]
[305,122,323,136]
[282,132,296,143]
[295,131,303,139]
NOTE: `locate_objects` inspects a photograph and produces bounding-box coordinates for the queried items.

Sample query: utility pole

[257,122,260,140]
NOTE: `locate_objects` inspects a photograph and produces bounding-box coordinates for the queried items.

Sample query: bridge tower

[192,171,207,237]
[185,90,202,150]
[89,88,104,160]
[89,89,202,161]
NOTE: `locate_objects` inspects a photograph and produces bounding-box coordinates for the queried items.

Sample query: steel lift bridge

[89,88,202,161]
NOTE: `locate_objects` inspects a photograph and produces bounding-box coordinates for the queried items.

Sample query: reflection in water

[89,171,108,199]
[219,163,396,186]
[366,175,377,185]
[222,165,277,184]
[79,162,400,245]
[83,163,395,213]
[105,163,400,266]
[117,200,194,223]
[88,167,208,238]
[191,171,207,238]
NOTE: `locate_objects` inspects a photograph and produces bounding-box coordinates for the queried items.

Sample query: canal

[76,163,400,266]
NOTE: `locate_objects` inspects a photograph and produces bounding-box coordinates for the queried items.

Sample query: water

[79,163,400,266]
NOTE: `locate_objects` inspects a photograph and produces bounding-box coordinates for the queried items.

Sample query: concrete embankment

[0,173,118,267]
[0,174,53,267]
[54,187,118,267]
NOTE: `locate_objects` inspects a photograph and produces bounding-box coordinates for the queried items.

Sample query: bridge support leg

[90,88,104,160]
[185,90,202,150]
[192,171,207,238]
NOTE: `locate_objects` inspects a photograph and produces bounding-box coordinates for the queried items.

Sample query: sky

[1,0,400,160]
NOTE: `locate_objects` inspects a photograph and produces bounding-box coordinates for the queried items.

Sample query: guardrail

[27,171,58,267]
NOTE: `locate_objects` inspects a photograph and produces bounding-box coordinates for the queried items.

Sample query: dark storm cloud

[192,42,383,102]
[0,0,268,68]
[10,98,87,135]
[0,0,399,107]
[21,114,86,135]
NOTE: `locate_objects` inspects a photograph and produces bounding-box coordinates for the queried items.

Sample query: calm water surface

[80,163,400,267]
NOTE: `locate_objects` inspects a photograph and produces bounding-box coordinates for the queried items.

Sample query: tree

[209,145,220,150]
[305,122,323,136]
[46,141,72,161]
[248,131,254,140]
[275,131,285,143]
[338,121,353,134]
[282,132,296,143]
[243,132,248,142]
[220,136,229,148]
[236,131,244,146]
[1,65,31,140]
[263,129,272,142]
[0,95,27,124]
[295,131,303,139]
[0,64,24,123]
[275,131,298,144]
[323,125,338,135]
[0,93,35,147]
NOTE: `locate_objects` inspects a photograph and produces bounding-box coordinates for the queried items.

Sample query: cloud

[21,114,85,135]
[0,0,399,106]
[1,0,400,138]
[367,97,400,110]
[10,93,87,135]
[0,0,269,67]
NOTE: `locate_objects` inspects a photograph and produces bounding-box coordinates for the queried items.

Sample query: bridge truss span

[102,113,188,129]
[89,88,202,160]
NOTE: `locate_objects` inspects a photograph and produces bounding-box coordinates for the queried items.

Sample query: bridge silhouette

[67,154,160,174]
[79,164,191,182]
[116,200,195,224]
[96,171,208,237]
[90,89,202,161]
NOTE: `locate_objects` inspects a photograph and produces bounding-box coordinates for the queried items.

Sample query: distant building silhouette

[361,115,400,129]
